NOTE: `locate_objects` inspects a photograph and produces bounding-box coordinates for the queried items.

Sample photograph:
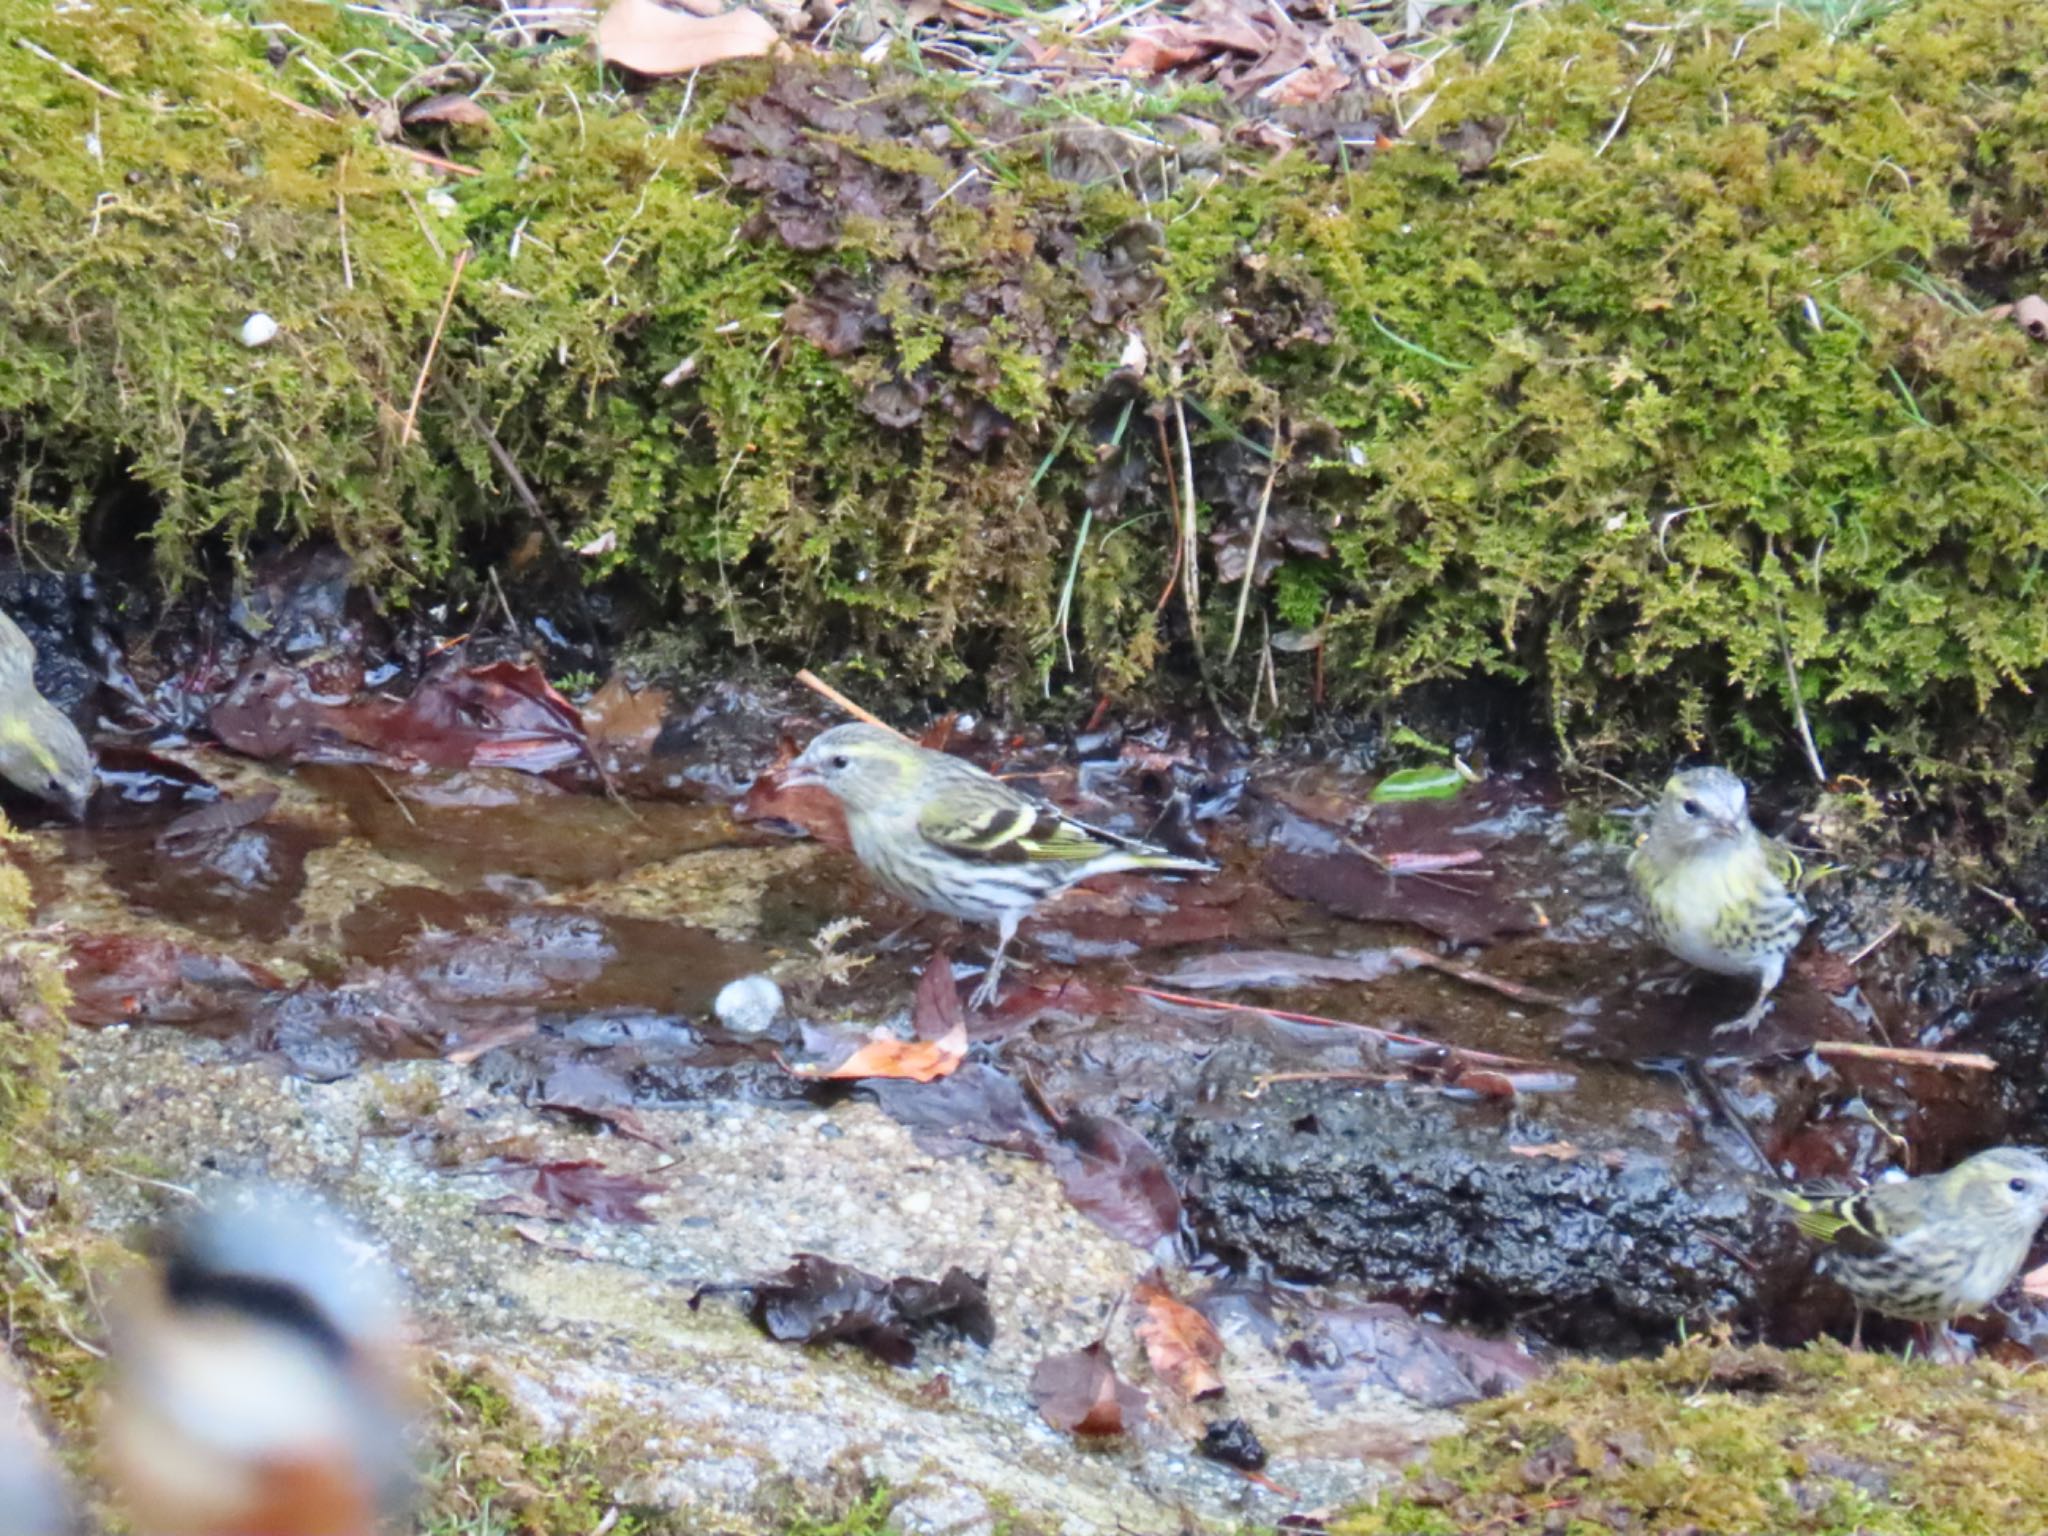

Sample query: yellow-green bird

[0,608,93,819]
[1770,1146,2048,1346]
[1627,766,1808,1033]
[783,722,1215,1008]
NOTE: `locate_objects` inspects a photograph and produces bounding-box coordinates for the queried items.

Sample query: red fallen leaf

[209,656,588,776]
[912,951,964,1041]
[494,1159,666,1223]
[1133,1270,1226,1400]
[537,1061,669,1150]
[1029,1341,1148,1436]
[1045,1110,1183,1252]
[1263,847,1542,947]
[736,737,850,849]
[788,1021,968,1083]
[65,933,286,1027]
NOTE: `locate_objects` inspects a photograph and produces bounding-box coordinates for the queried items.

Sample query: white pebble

[238,312,279,347]
[714,974,784,1036]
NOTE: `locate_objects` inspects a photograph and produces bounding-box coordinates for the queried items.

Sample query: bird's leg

[1850,1308,1864,1352]
[1711,975,1775,1037]
[968,912,1020,1012]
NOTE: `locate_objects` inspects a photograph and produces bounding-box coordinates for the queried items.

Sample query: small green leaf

[1370,766,1466,804]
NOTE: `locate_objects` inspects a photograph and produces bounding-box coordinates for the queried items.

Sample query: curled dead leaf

[1029,1341,1148,1436]
[596,0,780,75]
[788,1021,968,1083]
[401,93,493,130]
[1133,1270,1225,1400]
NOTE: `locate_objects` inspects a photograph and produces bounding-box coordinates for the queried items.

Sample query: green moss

[424,1363,906,1536]
[1339,1340,2048,1536]
[5,0,2048,780]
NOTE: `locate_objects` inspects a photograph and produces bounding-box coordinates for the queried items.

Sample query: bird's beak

[779,756,822,790]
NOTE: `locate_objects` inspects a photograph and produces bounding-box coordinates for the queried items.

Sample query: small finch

[1627,766,1809,1033]
[783,722,1216,1008]
[102,1187,415,1536]
[0,607,93,820]
[1770,1146,2048,1349]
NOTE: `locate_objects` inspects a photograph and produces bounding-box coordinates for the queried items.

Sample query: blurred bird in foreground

[1771,1145,2048,1353]
[1627,766,1810,1033]
[0,608,93,820]
[102,1187,415,1536]
[784,722,1216,1008]
[0,1357,71,1536]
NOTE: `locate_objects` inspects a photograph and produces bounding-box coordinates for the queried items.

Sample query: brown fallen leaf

[595,0,779,75]
[401,93,493,130]
[1133,1271,1225,1400]
[788,1021,968,1083]
[1029,1341,1149,1436]
[489,1159,667,1223]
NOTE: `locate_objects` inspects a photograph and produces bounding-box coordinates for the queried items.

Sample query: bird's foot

[967,971,1002,1012]
[1711,995,1772,1037]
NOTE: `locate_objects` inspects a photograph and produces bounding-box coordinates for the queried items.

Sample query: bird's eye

[1681,798,1703,817]
[829,754,850,771]
[2011,1177,2031,1194]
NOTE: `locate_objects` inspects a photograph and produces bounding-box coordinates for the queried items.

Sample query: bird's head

[0,700,94,821]
[783,722,919,816]
[1644,766,1754,858]
[103,1186,414,1536]
[1947,1146,2048,1232]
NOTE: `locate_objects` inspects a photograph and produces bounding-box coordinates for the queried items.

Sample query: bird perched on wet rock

[1771,1145,2048,1351]
[102,1186,415,1536]
[783,721,1215,1009]
[1627,766,1810,1034]
[0,607,93,820]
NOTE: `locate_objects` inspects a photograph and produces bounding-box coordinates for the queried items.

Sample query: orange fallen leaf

[1133,1270,1225,1400]
[596,0,779,75]
[791,1022,968,1083]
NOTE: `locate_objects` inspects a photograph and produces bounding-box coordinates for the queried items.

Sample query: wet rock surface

[1171,1076,1786,1349]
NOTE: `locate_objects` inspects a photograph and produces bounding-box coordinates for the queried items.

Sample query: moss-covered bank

[5,0,2048,779]
[1339,1340,2048,1535]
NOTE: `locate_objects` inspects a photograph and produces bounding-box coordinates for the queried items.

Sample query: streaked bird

[102,1187,414,1536]
[784,722,1215,1008]
[0,608,93,820]
[1627,766,1809,1034]
[1771,1145,2048,1349]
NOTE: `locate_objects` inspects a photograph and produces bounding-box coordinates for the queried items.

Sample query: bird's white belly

[1651,857,1762,977]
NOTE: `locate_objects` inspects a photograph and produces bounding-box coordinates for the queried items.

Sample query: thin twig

[336,182,354,291]
[1226,443,1282,665]
[1844,920,1900,968]
[17,37,123,99]
[368,769,420,828]
[1125,985,1558,1067]
[1170,383,1202,649]
[1390,945,1571,1008]
[1243,1069,1403,1099]
[1768,569,1826,785]
[795,669,910,740]
[1595,39,1673,156]
[400,245,469,447]
[1810,1041,1996,1072]
[449,392,599,644]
